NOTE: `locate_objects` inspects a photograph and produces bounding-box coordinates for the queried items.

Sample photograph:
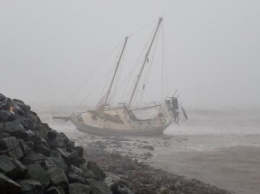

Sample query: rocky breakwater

[0,93,233,194]
[0,93,112,194]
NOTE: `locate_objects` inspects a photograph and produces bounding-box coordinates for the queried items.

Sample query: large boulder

[0,173,21,194]
[67,165,86,184]
[87,178,112,194]
[47,132,69,149]
[80,163,97,179]
[0,155,27,179]
[16,179,43,194]
[56,148,79,166]
[87,161,106,181]
[1,121,25,134]
[0,136,24,159]
[47,166,69,192]
[0,154,17,178]
[26,164,51,189]
[0,110,16,122]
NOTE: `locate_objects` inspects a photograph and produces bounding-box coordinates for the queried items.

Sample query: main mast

[128,17,163,108]
[103,37,128,108]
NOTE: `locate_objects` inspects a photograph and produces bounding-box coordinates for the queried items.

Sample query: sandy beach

[42,109,260,194]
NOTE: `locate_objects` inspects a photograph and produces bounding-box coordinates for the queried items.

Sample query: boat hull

[70,118,172,136]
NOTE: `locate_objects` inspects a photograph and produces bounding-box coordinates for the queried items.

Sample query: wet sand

[149,146,260,194]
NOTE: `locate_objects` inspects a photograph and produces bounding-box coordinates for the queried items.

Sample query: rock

[74,146,84,158]
[0,154,17,178]
[87,178,112,194]
[87,161,106,181]
[12,130,31,141]
[16,179,43,194]
[142,145,155,150]
[46,156,68,172]
[35,143,51,156]
[110,182,134,194]
[0,155,28,180]
[1,121,25,134]
[47,166,69,192]
[47,130,57,139]
[0,136,24,159]
[69,182,90,194]
[26,164,51,189]
[21,152,46,165]
[67,165,86,184]
[0,97,11,110]
[47,132,69,149]
[56,148,79,166]
[0,172,21,194]
[81,163,97,179]
[11,158,28,179]
[44,186,65,194]
[35,123,50,139]
[0,93,6,102]
[25,141,35,150]
[0,110,16,122]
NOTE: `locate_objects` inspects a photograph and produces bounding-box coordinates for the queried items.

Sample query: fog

[1,0,260,110]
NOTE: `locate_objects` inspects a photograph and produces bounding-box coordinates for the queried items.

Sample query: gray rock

[47,166,69,192]
[46,156,68,172]
[0,136,24,159]
[21,152,46,165]
[47,130,57,139]
[48,132,69,149]
[0,110,16,122]
[26,164,50,189]
[11,158,28,179]
[0,172,21,194]
[44,186,65,194]
[110,182,134,194]
[88,178,112,194]
[16,179,43,194]
[56,148,79,166]
[67,165,86,184]
[87,161,106,181]
[0,155,27,179]
[0,93,6,102]
[0,154,17,177]
[69,183,90,194]
[81,163,97,179]
[2,121,25,134]
[35,143,51,156]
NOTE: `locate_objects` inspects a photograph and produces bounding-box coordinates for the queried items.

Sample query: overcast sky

[0,0,259,110]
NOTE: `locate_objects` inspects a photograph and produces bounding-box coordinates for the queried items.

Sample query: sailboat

[54,17,187,136]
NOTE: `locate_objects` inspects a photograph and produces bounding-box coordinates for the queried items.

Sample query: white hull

[70,119,172,136]
[69,106,174,136]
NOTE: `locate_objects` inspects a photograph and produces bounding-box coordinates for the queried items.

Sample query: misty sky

[0,0,259,110]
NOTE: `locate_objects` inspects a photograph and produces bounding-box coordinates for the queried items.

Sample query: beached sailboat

[54,17,187,136]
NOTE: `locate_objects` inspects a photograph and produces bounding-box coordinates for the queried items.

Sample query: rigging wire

[111,48,126,105]
[128,19,157,38]
[162,23,169,97]
[59,39,124,108]
[76,71,111,110]
[118,25,157,103]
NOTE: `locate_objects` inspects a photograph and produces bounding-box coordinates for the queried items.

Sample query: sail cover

[131,107,159,120]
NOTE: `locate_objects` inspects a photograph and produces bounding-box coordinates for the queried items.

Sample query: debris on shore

[0,93,232,194]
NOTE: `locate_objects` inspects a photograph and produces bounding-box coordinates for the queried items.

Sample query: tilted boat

[54,17,187,136]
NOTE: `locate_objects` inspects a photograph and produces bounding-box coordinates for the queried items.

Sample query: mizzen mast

[103,37,128,108]
[128,17,163,108]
